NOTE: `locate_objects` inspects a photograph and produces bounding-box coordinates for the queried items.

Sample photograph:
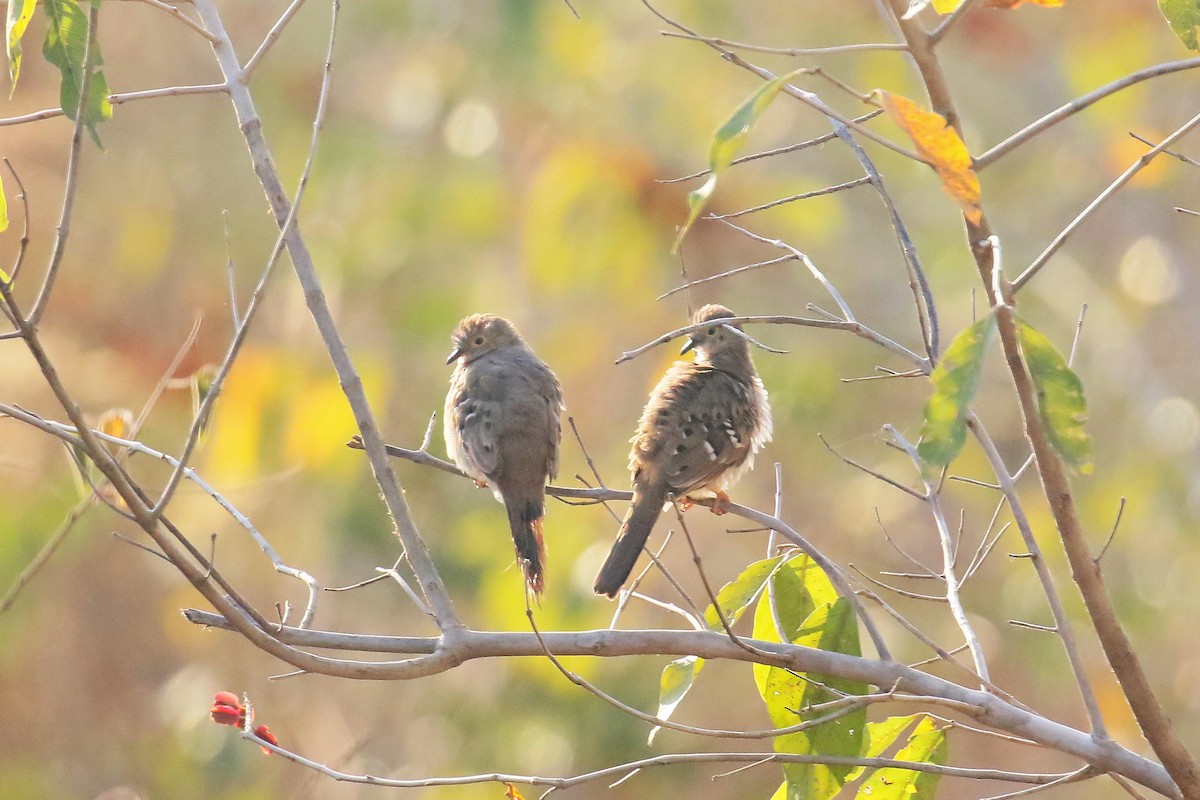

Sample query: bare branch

[244,0,307,77]
[134,0,219,43]
[709,176,871,219]
[192,0,465,633]
[1013,109,1200,291]
[976,57,1200,169]
[659,110,884,184]
[660,30,908,57]
[886,425,989,684]
[643,0,927,164]
[1096,497,1127,564]
[0,83,227,128]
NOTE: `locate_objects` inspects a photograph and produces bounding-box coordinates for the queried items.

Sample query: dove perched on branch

[594,304,772,598]
[445,314,563,597]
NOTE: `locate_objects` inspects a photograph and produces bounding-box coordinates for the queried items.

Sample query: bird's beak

[446,347,463,365]
[680,335,698,356]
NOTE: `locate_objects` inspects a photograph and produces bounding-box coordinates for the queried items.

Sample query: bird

[444,313,563,597]
[594,304,772,598]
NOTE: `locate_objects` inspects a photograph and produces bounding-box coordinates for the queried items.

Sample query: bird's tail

[593,480,668,598]
[507,499,548,596]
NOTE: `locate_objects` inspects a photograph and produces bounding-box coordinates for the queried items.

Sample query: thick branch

[190,0,462,631]
[183,607,1177,798]
[993,304,1200,799]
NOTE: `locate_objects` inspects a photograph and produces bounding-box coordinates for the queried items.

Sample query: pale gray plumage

[444,313,563,596]
[594,304,772,598]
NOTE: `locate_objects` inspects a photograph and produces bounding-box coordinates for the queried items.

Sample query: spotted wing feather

[630,362,759,497]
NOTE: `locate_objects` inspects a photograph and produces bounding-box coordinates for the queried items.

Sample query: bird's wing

[446,368,504,479]
[631,363,756,496]
[540,363,563,481]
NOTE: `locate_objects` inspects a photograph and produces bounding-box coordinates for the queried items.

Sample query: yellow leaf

[504,783,526,800]
[98,408,134,451]
[878,91,982,225]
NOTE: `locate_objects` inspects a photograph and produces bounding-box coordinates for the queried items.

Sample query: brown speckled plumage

[594,304,772,598]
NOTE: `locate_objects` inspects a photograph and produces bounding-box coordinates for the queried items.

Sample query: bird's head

[680,304,748,364]
[447,313,525,365]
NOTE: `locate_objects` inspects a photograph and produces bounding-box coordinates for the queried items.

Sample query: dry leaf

[878,91,982,225]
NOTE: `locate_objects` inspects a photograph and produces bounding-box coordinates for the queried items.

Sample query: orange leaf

[503,783,526,800]
[878,91,982,225]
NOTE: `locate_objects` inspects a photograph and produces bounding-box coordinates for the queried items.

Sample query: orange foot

[474,479,489,489]
[711,490,732,516]
[678,496,695,512]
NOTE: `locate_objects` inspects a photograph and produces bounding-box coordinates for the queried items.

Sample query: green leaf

[42,0,112,147]
[1016,317,1093,473]
[0,170,8,235]
[673,68,806,253]
[649,558,782,744]
[705,555,783,631]
[845,715,921,782]
[1159,0,1200,50]
[853,717,947,800]
[917,314,997,468]
[649,655,703,744]
[191,364,219,438]
[752,554,867,800]
[5,0,36,91]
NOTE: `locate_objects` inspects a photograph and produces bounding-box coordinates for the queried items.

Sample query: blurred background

[1,0,1198,797]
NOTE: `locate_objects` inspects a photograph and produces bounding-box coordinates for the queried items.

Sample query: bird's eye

[473,336,484,346]
[707,327,717,336]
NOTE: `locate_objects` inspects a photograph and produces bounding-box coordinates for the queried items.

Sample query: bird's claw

[711,490,731,516]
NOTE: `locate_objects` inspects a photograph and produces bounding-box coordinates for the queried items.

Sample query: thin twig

[966,415,1109,739]
[244,0,308,77]
[1132,131,1200,168]
[0,496,91,613]
[615,313,924,369]
[1096,497,1127,563]
[819,434,924,500]
[833,122,938,359]
[0,83,227,128]
[660,30,908,57]
[976,56,1200,168]
[134,0,219,42]
[17,3,97,333]
[31,414,325,627]
[2,159,30,286]
[928,0,981,43]
[658,255,795,301]
[151,0,340,520]
[644,0,926,164]
[527,608,877,740]
[222,209,241,329]
[980,766,1093,800]
[716,219,855,320]
[659,111,884,184]
[887,425,990,684]
[1014,109,1200,291]
[192,0,463,633]
[709,176,871,219]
